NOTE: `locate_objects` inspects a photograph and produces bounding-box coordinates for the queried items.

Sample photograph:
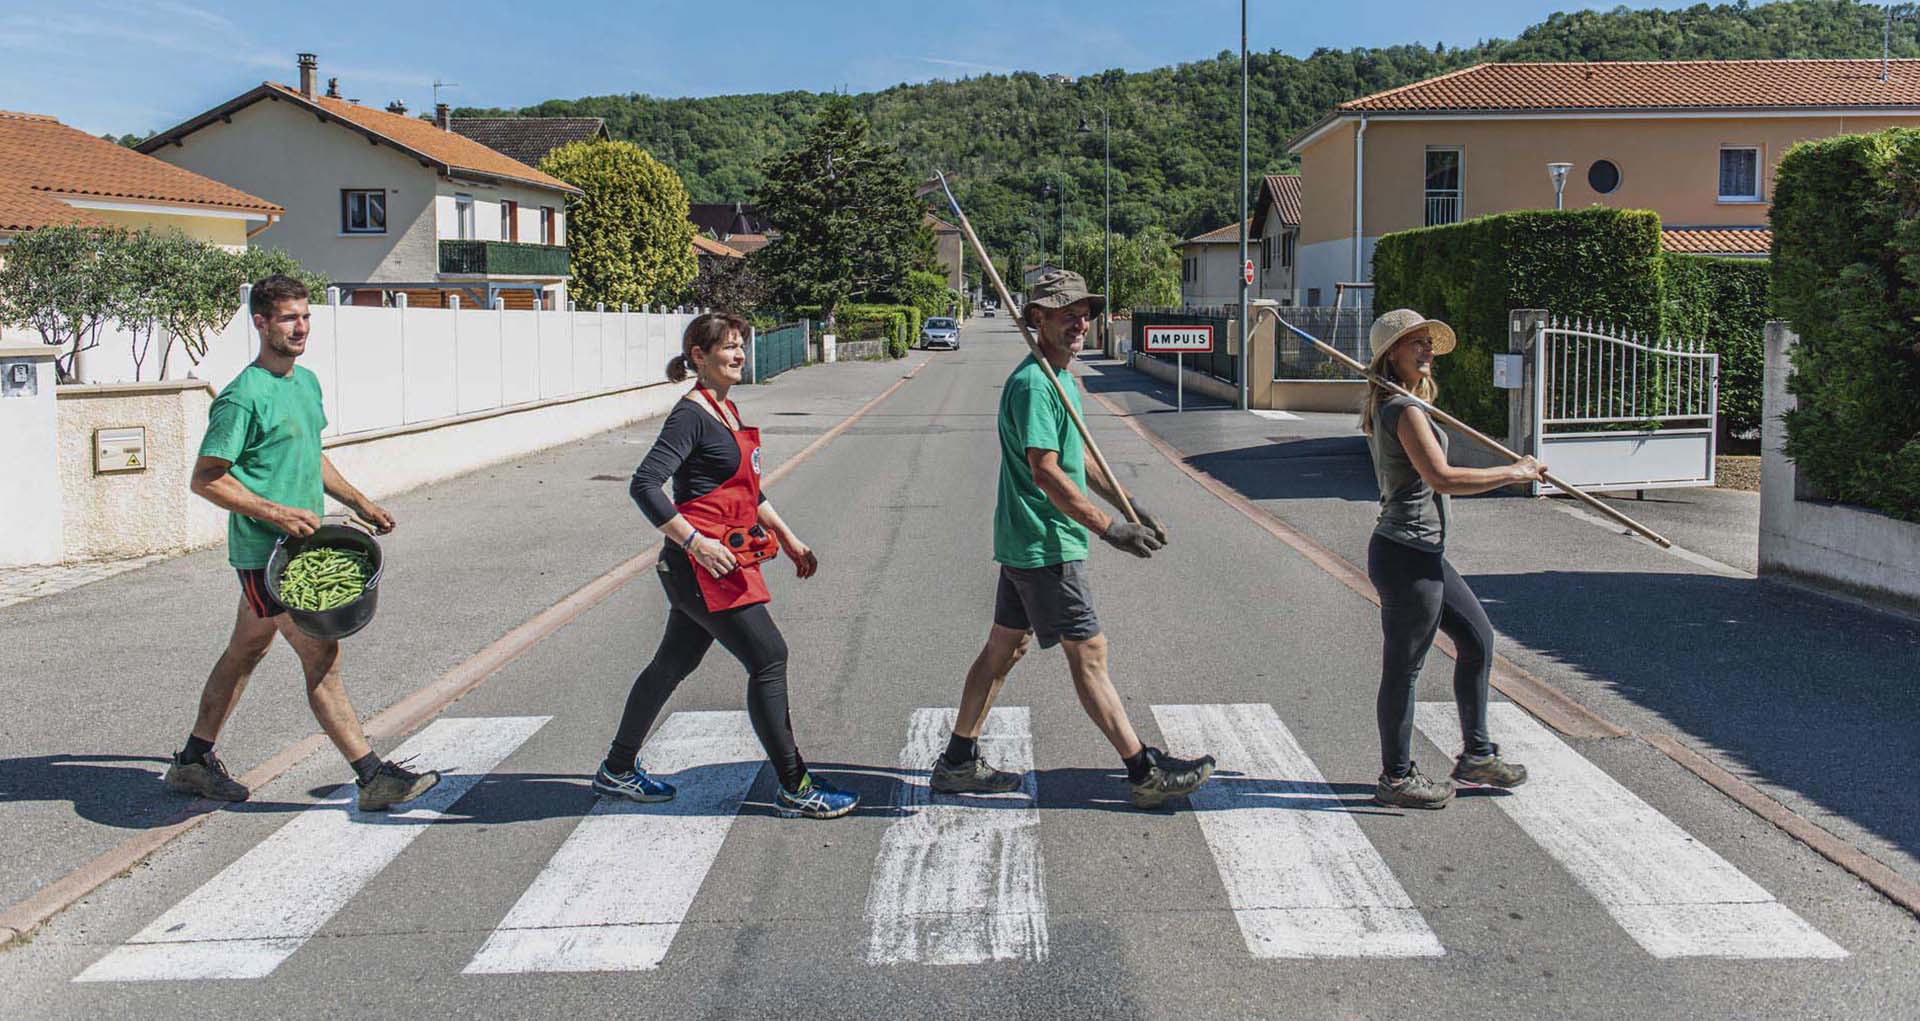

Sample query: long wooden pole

[1266,286,1673,549]
[934,171,1139,526]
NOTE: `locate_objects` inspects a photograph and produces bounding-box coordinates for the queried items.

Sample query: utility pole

[1237,0,1250,411]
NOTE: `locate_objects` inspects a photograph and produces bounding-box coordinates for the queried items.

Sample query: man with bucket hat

[167,274,439,813]
[928,269,1218,810]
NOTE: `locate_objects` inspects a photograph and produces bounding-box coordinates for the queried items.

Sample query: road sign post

[1142,324,1215,414]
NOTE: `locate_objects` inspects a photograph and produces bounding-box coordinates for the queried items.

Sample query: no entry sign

[1243,259,1255,285]
[1142,324,1214,353]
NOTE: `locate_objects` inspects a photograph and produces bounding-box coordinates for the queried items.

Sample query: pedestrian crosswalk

[74,704,1847,983]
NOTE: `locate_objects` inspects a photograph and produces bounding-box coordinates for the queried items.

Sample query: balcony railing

[438,240,570,278]
[1424,192,1462,227]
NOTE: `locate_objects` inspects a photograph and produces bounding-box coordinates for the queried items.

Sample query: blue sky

[5,0,1714,136]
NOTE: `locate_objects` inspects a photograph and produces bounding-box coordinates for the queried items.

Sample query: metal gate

[753,320,809,382]
[1529,314,1719,494]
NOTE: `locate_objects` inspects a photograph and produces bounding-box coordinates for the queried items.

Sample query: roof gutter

[247,212,280,240]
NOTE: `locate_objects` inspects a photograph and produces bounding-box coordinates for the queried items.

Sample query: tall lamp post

[1078,108,1110,346]
[1237,0,1250,411]
[1548,162,1572,210]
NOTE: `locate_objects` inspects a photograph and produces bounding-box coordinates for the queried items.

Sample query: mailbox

[1,358,38,398]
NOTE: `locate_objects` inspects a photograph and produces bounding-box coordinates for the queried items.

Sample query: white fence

[77,290,704,439]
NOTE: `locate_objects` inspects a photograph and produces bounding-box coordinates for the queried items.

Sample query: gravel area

[1716,454,1762,491]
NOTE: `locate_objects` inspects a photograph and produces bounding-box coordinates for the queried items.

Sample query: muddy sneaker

[775,775,859,819]
[356,759,440,812]
[1375,763,1453,809]
[1451,746,1528,789]
[164,751,250,802]
[1129,749,1217,809]
[929,754,1023,795]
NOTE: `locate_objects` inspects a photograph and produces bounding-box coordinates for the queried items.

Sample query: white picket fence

[77,290,704,439]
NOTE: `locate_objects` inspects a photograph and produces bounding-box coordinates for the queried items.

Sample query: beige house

[140,55,581,309]
[1179,173,1303,308]
[0,109,279,249]
[1286,58,1920,304]
[1179,218,1246,308]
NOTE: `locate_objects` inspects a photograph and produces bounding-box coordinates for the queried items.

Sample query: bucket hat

[1368,308,1456,359]
[1021,269,1106,322]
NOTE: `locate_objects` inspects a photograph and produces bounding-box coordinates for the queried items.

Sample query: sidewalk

[1082,355,1920,891]
[0,355,926,913]
[0,555,174,611]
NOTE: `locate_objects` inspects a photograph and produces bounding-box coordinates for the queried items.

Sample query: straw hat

[1368,308,1456,359]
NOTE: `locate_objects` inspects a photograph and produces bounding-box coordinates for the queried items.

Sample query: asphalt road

[3,318,1914,1019]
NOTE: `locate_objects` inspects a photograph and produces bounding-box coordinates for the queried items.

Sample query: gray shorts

[993,561,1101,649]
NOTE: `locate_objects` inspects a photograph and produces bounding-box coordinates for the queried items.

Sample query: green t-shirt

[197,363,327,569]
[994,355,1089,568]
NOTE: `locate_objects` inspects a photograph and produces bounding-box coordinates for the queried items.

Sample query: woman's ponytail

[666,354,691,383]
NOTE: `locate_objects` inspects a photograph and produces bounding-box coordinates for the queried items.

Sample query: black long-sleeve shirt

[629,399,767,526]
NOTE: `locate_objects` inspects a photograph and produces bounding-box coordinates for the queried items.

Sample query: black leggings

[1366,534,1495,777]
[607,549,807,789]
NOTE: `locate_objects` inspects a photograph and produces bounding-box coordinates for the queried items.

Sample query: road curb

[0,356,930,951]
[1085,382,1919,921]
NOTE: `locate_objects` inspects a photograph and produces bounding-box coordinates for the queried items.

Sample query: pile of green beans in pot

[278,547,373,612]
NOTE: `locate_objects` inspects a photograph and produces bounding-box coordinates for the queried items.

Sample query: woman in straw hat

[1361,309,1544,809]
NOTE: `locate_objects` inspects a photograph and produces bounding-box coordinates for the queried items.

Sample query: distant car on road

[920,316,959,350]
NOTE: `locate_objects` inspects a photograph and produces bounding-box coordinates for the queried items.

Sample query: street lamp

[1078,109,1110,344]
[1237,0,1250,411]
[1548,162,1573,210]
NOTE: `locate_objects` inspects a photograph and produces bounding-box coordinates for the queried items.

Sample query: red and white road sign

[1142,324,1214,353]
[1243,260,1255,285]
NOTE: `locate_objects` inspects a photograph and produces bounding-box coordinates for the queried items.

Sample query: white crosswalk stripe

[864,707,1046,966]
[69,704,1851,981]
[1415,703,1847,959]
[75,716,550,983]
[464,710,764,974]
[1153,703,1445,958]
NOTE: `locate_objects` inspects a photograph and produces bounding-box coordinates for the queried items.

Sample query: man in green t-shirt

[930,269,1217,810]
[164,274,439,813]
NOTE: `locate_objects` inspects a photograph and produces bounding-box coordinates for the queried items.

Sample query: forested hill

[458,1,1920,255]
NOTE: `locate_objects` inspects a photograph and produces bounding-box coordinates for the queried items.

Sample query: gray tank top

[1367,394,1451,551]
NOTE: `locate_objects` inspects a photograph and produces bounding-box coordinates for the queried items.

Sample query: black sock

[604,741,640,776]
[179,735,215,765]
[942,732,978,766]
[351,752,382,785]
[1124,746,1159,784]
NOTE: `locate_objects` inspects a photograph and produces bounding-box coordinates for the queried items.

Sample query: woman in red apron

[595,312,858,819]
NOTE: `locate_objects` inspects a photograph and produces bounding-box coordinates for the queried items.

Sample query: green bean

[277,547,373,612]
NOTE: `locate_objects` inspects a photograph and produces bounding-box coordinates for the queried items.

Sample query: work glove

[1100,520,1164,559]
[1127,499,1170,545]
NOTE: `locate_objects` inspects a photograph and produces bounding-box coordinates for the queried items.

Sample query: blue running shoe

[775,775,858,819]
[593,764,676,803]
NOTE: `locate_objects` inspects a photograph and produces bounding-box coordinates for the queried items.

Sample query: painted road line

[865,707,1046,966]
[464,711,763,974]
[75,716,549,982]
[1414,703,1847,959]
[1152,704,1445,958]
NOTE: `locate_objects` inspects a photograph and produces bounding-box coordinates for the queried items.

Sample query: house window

[455,193,476,239]
[501,200,519,242]
[1588,159,1621,195]
[1424,147,1463,226]
[1719,147,1761,201]
[341,189,386,234]
[1261,235,1273,270]
[1281,231,1295,269]
[1307,287,1322,306]
[540,206,556,245]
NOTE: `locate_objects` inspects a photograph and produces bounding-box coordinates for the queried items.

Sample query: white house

[139,54,581,309]
[1179,173,1303,309]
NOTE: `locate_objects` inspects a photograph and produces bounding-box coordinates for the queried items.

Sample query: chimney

[435,103,450,131]
[325,77,341,99]
[385,100,407,115]
[297,53,317,100]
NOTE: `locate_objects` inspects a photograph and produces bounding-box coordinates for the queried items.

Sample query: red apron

[675,386,771,612]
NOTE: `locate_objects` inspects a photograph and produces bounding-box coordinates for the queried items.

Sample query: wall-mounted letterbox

[95,426,147,475]
[1,359,37,398]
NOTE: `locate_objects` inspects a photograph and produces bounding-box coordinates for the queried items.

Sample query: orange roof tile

[721,232,770,254]
[1255,173,1302,229]
[141,85,579,195]
[1341,59,1920,114]
[0,109,280,233]
[691,234,744,258]
[1660,226,1771,255]
[1186,218,1251,244]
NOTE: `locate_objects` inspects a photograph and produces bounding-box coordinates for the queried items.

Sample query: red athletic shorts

[237,568,286,618]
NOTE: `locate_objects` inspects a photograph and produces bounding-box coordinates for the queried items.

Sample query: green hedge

[1658,253,1772,438]
[793,302,919,357]
[1373,208,1663,435]
[1374,207,1771,439]
[1771,130,1920,523]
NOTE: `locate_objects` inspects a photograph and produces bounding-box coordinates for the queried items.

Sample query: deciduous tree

[541,140,697,308]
